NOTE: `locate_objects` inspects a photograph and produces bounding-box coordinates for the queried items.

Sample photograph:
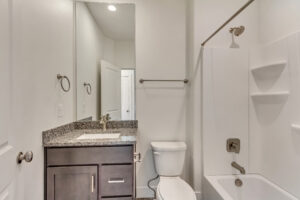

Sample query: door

[121,70,135,120]
[47,166,98,200]
[100,60,121,120]
[0,1,15,199]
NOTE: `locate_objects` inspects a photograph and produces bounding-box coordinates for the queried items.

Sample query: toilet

[151,142,197,200]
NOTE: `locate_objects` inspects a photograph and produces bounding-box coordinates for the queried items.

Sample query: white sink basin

[77,133,120,140]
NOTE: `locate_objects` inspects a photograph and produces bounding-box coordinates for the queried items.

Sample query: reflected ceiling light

[108,5,117,12]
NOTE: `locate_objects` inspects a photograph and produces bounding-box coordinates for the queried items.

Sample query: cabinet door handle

[108,178,125,184]
[91,175,95,193]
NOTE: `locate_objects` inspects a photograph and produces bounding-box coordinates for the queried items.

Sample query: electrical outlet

[57,104,64,118]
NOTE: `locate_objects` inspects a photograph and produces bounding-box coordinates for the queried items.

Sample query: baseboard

[137,186,202,200]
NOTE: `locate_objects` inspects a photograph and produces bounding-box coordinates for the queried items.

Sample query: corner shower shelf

[291,124,300,132]
[251,61,287,76]
[251,91,289,102]
[251,91,289,98]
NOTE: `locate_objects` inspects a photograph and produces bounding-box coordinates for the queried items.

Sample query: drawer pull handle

[91,175,95,193]
[108,178,125,184]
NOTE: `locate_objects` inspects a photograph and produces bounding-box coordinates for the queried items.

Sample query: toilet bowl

[151,142,196,200]
[157,177,196,200]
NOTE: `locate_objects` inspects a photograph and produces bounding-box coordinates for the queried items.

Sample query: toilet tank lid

[151,142,187,152]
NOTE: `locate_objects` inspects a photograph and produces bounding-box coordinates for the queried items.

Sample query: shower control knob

[17,151,33,164]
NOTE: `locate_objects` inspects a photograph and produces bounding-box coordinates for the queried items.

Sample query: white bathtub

[203,174,298,200]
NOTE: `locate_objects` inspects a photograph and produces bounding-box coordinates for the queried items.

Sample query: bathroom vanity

[43,121,138,200]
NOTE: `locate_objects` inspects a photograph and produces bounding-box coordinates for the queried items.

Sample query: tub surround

[43,120,138,147]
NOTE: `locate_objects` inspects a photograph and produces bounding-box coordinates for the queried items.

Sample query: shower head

[230,26,245,36]
[229,26,245,48]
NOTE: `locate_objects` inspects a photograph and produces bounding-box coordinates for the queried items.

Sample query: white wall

[115,40,136,68]
[103,36,116,64]
[135,0,186,197]
[258,0,300,44]
[11,0,74,199]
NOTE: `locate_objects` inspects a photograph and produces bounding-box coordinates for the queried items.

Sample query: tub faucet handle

[227,138,240,153]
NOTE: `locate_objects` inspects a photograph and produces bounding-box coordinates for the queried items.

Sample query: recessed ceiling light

[108,5,117,12]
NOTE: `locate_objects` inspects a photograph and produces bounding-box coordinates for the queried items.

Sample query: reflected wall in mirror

[75,2,136,121]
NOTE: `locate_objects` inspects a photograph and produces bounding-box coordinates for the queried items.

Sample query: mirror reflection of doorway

[121,69,135,120]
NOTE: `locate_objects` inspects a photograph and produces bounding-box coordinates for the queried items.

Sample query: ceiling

[87,3,135,41]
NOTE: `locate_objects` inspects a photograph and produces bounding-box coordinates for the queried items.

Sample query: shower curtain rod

[201,0,255,46]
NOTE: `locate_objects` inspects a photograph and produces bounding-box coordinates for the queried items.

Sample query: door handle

[108,178,125,183]
[17,151,33,164]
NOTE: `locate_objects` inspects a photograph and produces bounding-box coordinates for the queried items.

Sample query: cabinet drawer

[100,165,133,197]
[47,146,133,166]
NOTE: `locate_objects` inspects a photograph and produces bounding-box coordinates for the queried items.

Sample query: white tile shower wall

[249,32,300,198]
[258,0,300,45]
[203,48,249,175]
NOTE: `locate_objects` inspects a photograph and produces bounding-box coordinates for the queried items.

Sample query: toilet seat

[157,177,197,200]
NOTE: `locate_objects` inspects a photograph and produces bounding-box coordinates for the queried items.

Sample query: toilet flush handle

[153,152,160,155]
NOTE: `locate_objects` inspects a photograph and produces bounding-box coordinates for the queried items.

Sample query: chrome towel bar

[139,79,189,84]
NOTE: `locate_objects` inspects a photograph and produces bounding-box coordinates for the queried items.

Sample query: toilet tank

[151,142,187,176]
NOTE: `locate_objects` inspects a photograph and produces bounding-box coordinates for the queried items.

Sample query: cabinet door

[47,166,97,200]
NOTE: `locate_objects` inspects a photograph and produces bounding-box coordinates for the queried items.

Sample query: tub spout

[231,162,246,174]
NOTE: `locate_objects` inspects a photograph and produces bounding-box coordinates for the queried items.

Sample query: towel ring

[84,82,92,95]
[57,74,71,92]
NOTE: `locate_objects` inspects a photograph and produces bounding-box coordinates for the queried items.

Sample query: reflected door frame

[121,69,136,120]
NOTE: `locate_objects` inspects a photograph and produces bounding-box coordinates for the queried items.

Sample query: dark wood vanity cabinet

[45,145,135,200]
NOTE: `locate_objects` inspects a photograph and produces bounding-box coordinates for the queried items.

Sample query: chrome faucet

[231,162,246,174]
[100,114,111,131]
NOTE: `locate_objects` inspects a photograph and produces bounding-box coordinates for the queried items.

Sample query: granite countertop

[43,121,138,147]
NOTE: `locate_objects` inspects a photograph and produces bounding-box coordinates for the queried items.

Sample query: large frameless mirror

[75,1,136,121]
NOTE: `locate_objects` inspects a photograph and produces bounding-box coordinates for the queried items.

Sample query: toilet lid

[157,177,196,200]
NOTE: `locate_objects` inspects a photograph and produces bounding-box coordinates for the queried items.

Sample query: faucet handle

[105,113,111,121]
[100,115,106,123]
[227,138,240,153]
